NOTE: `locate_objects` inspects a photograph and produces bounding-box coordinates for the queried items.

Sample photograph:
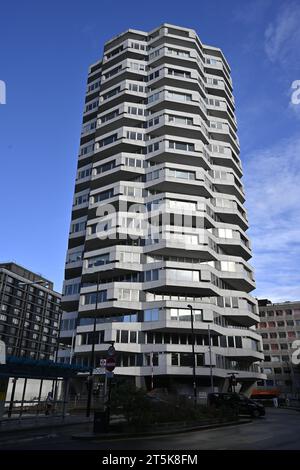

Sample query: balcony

[145,140,210,170]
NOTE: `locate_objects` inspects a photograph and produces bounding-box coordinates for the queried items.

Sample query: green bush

[110,384,238,429]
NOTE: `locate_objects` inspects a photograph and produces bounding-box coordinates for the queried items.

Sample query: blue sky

[0,0,299,300]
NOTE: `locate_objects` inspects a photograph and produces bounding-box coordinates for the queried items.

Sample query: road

[0,408,299,450]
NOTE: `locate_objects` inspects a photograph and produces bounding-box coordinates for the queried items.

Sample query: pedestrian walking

[45,391,54,415]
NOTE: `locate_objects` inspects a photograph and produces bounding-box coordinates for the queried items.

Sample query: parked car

[208,392,265,418]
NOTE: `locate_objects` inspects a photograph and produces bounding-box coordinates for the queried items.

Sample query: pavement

[0,414,92,434]
[0,408,299,450]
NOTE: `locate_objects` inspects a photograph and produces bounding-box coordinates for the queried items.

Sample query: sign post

[105,345,116,429]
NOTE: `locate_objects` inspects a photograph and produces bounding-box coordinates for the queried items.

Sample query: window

[167,90,192,102]
[78,167,92,180]
[126,131,144,141]
[87,80,101,93]
[167,47,189,58]
[96,160,116,174]
[168,269,199,282]
[85,99,98,113]
[102,86,120,100]
[129,61,146,71]
[67,251,83,264]
[130,331,137,343]
[144,308,159,321]
[168,140,194,152]
[93,188,114,203]
[64,283,80,296]
[87,253,110,268]
[168,68,191,79]
[148,70,160,80]
[104,65,122,79]
[170,308,202,322]
[168,169,195,180]
[171,353,179,366]
[100,109,119,123]
[128,106,144,116]
[128,82,145,93]
[71,221,86,233]
[98,133,118,148]
[168,114,193,126]
[84,290,107,305]
[74,193,89,206]
[270,356,280,362]
[145,269,159,282]
[121,331,129,343]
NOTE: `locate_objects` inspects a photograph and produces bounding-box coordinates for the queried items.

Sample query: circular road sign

[105,356,116,372]
[107,345,116,357]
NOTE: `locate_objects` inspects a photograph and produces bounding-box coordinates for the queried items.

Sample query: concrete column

[0,377,9,421]
[135,376,146,389]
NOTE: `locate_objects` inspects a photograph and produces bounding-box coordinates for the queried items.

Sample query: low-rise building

[252,299,300,400]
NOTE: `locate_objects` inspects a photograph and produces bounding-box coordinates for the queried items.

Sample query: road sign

[105,356,116,372]
[93,368,104,375]
[107,345,116,357]
[100,359,106,368]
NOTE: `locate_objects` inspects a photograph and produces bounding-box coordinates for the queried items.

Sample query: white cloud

[264,1,300,68]
[243,135,300,301]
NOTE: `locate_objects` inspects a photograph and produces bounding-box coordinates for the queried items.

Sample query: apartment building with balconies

[59,24,264,397]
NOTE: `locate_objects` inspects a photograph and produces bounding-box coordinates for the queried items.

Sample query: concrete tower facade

[59,24,264,396]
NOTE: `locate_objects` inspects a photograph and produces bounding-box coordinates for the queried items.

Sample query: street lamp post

[187,305,197,407]
[207,323,214,393]
[86,272,100,418]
